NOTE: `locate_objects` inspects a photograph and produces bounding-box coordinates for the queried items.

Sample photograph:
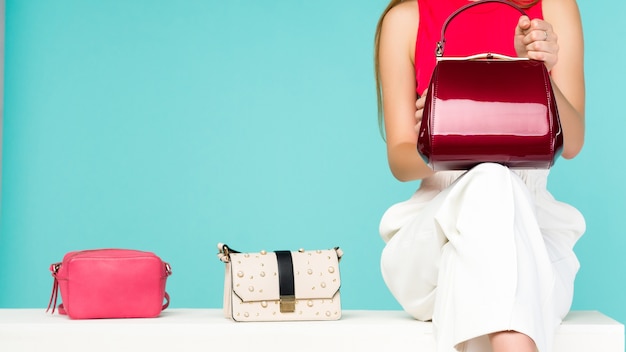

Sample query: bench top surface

[1,309,623,352]
[0,309,622,332]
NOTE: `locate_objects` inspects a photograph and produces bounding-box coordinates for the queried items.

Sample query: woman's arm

[379,1,434,181]
[546,0,585,158]
[515,0,585,159]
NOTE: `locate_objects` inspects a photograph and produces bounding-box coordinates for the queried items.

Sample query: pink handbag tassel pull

[46,263,61,314]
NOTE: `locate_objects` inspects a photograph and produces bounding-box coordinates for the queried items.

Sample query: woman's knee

[459,162,514,191]
[468,162,510,176]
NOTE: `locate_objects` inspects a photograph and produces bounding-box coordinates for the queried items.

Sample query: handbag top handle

[436,0,528,57]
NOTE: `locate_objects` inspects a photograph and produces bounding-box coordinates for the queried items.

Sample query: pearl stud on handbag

[217,243,343,322]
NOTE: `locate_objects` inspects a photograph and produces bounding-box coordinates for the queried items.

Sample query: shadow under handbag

[47,249,173,319]
[417,0,563,171]
[217,243,343,322]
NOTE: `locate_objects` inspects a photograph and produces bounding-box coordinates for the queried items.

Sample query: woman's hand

[414,89,428,134]
[515,16,559,71]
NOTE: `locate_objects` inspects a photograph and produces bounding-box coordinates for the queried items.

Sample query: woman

[374,0,585,351]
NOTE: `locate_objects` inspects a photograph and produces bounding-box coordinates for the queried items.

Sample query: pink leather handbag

[417,0,563,171]
[47,249,172,319]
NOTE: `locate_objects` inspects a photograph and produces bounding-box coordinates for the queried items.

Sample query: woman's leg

[432,163,555,352]
[382,164,581,352]
[489,331,537,352]
[380,186,451,321]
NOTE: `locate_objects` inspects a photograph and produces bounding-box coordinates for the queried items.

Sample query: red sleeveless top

[415,0,543,95]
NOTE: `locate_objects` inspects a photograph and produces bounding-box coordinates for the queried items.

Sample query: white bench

[0,309,623,351]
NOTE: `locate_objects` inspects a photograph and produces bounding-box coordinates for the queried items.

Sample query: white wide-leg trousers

[380,163,585,352]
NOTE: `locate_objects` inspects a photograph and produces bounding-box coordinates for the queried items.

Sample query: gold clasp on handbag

[217,243,243,263]
[280,295,296,313]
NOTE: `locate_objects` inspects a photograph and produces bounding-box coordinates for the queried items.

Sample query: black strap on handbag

[275,250,296,313]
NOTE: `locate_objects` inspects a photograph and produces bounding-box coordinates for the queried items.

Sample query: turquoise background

[1,0,624,326]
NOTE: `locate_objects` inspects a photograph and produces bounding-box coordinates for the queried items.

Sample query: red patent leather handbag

[417,0,563,171]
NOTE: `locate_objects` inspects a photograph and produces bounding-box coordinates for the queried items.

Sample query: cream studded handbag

[217,243,343,322]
